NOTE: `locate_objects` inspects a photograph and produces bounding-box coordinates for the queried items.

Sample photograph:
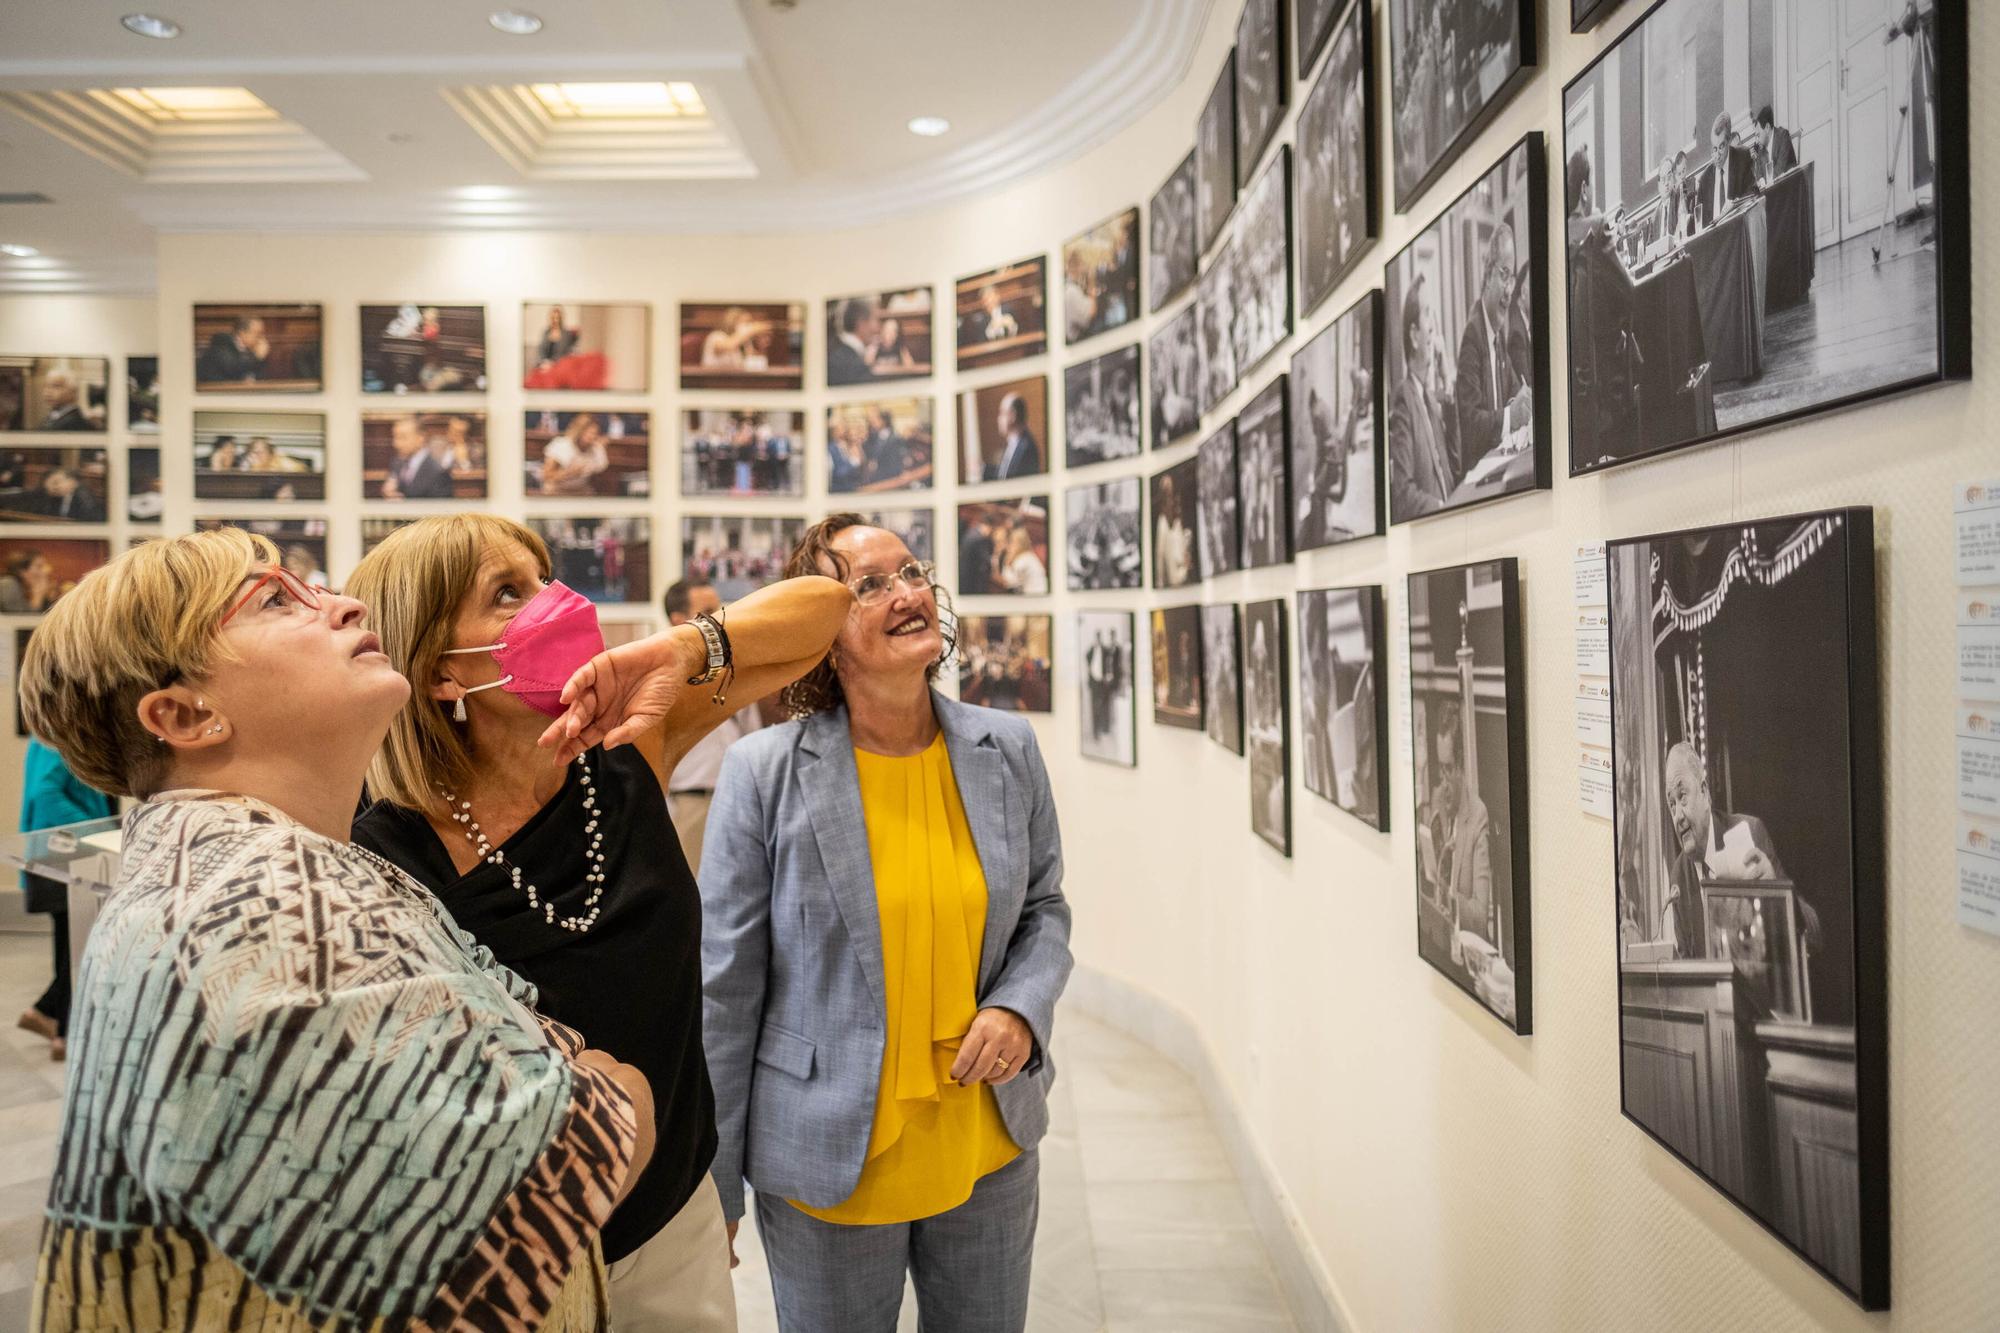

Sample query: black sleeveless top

[353,744,716,1264]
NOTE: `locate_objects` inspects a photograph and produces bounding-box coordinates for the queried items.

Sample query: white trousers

[607,1174,739,1332]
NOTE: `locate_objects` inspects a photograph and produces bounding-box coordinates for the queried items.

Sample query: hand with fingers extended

[538,626,705,763]
[948,1007,1034,1088]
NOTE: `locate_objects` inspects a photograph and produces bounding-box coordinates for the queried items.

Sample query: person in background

[16,736,114,1061]
[542,412,610,496]
[1751,105,1798,184]
[379,416,453,500]
[1388,275,1457,518]
[701,307,769,371]
[958,510,994,596]
[994,525,1047,596]
[243,436,308,473]
[1694,111,1758,228]
[872,318,918,375]
[36,371,94,432]
[0,549,57,613]
[33,468,102,523]
[663,575,764,872]
[988,393,1041,481]
[828,298,878,386]
[1453,223,1532,468]
[197,315,269,384]
[537,304,581,368]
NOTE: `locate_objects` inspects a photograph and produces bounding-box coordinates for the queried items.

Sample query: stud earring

[453,695,467,723]
[206,723,224,736]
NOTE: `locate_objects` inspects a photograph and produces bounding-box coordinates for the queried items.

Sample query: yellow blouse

[792,734,1020,1225]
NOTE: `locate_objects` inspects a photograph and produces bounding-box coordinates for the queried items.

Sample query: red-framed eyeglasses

[219,566,331,627]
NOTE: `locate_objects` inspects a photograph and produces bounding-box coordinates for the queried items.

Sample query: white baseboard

[1064,965,1353,1333]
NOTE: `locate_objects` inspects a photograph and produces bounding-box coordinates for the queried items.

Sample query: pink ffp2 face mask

[441,580,606,718]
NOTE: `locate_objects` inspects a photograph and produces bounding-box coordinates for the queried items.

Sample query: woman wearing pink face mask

[347,515,850,1331]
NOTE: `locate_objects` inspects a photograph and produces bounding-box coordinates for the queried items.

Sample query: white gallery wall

[3,0,1998,1327]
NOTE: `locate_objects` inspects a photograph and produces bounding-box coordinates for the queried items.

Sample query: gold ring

[994,1055,1010,1072]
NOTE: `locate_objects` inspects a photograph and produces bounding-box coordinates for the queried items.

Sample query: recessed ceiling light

[120,13,182,39]
[907,116,950,137]
[488,9,544,35]
[0,244,38,258]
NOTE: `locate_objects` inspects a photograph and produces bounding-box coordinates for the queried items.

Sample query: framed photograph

[1196,53,1238,256]
[1196,422,1240,580]
[956,497,1050,597]
[1149,304,1201,446]
[1298,585,1388,830]
[1236,377,1291,569]
[679,410,801,498]
[1244,598,1290,855]
[0,448,107,524]
[1608,509,1885,1309]
[1408,557,1531,1033]
[1387,0,1536,212]
[680,515,804,601]
[194,518,328,587]
[1078,609,1138,766]
[1062,207,1141,346]
[0,357,109,433]
[1290,290,1383,549]
[361,411,488,500]
[524,411,651,499]
[1232,148,1295,380]
[0,538,110,613]
[127,447,161,523]
[955,257,1048,371]
[958,374,1049,484]
[958,614,1053,712]
[825,287,934,387]
[1202,603,1244,755]
[1064,477,1143,592]
[1149,152,1199,312]
[827,397,935,494]
[126,357,159,433]
[194,412,326,503]
[1150,604,1204,730]
[1065,345,1142,467]
[1563,0,1969,475]
[1149,454,1199,590]
[680,302,805,392]
[1296,0,1346,76]
[853,507,935,563]
[1297,0,1377,316]
[1234,0,1287,189]
[1570,0,1625,32]
[522,302,649,392]
[1385,133,1551,525]
[359,304,487,393]
[194,305,322,393]
[526,517,652,605]
[1196,255,1239,415]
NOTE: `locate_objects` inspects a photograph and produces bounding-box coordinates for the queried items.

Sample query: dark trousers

[32,910,70,1037]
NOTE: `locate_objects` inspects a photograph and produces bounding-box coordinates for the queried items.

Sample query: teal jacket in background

[19,738,114,914]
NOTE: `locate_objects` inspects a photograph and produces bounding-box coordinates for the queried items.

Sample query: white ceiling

[0,0,1211,294]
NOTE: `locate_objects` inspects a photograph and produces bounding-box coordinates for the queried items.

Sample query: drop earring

[453,694,467,723]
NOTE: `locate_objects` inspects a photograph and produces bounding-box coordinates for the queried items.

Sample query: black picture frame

[1236,375,1291,570]
[1196,52,1238,257]
[1064,476,1144,592]
[1298,583,1389,831]
[1149,304,1202,447]
[1386,0,1537,213]
[1235,0,1289,190]
[1562,0,1970,477]
[1149,152,1200,313]
[1077,609,1138,766]
[1196,420,1240,581]
[1149,454,1200,590]
[1407,556,1532,1034]
[1244,598,1291,855]
[1384,132,1551,526]
[1296,0,1346,78]
[1202,603,1245,756]
[1606,508,1885,1310]
[1570,0,1625,31]
[1150,603,1205,730]
[1297,0,1378,317]
[1064,343,1143,468]
[954,256,1048,373]
[1290,288,1384,550]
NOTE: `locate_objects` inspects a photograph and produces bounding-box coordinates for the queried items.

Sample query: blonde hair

[19,529,278,798]
[345,514,551,810]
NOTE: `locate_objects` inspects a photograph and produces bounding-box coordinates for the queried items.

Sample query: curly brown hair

[779,512,956,718]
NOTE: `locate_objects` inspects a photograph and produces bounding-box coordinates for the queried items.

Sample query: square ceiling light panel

[443,80,754,180]
[0,86,366,184]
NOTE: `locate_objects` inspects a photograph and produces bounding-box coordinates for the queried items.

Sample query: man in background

[664,576,763,871]
[1454,224,1533,474]
[36,371,93,432]
[1388,275,1457,518]
[1694,111,1759,228]
[197,314,269,384]
[34,467,101,522]
[990,392,1041,481]
[1751,106,1797,185]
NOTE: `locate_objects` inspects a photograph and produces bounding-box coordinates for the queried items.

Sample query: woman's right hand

[726,1219,740,1270]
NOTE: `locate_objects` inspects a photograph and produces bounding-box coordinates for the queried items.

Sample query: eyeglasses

[847,560,934,607]
[220,565,329,627]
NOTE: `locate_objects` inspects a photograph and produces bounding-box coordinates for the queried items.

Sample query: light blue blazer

[699,691,1074,1222]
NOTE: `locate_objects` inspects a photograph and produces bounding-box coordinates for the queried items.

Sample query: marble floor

[0,929,1295,1330]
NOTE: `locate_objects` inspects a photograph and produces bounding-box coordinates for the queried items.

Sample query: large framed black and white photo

[1196,421,1239,580]
[1150,304,1201,446]
[1231,147,1295,380]
[1244,598,1291,855]
[1607,509,1885,1309]
[1299,584,1388,831]
[1234,0,1287,190]
[1150,153,1199,312]
[1236,376,1291,569]
[1196,53,1238,257]
[1562,0,1969,476]
[1065,477,1143,592]
[1202,603,1244,755]
[1291,290,1383,549]
[1065,344,1142,467]
[1150,604,1204,730]
[1077,609,1137,767]
[1297,0,1377,317]
[1385,133,1551,525]
[1386,0,1536,212]
[1408,557,1531,1033]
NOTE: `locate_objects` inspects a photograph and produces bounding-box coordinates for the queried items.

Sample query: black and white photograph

[527,517,652,605]
[126,357,159,432]
[1150,604,1204,730]
[193,519,328,589]
[1387,0,1536,210]
[1065,477,1143,592]
[1150,455,1199,591]
[1244,598,1290,855]
[1298,585,1388,830]
[1062,207,1141,346]
[1078,609,1137,766]
[1150,304,1201,446]
[1196,53,1238,256]
[958,614,1053,713]
[955,256,1048,372]
[194,304,322,393]
[1563,0,1969,475]
[361,412,486,500]
[825,286,934,387]
[956,497,1050,597]
[1202,603,1244,755]
[679,409,800,498]
[0,448,108,523]
[522,302,649,392]
[0,357,108,433]
[1237,378,1290,569]
[1608,509,1885,1308]
[681,515,804,601]
[680,302,805,392]
[1297,0,1345,76]
[1408,557,1531,1033]
[1298,0,1377,316]
[127,447,161,522]
[359,304,487,394]
[1065,344,1142,467]
[1571,0,1625,30]
[1196,256,1240,415]
[1235,0,1287,189]
[524,411,651,498]
[827,397,935,493]
[853,507,935,563]
[1231,149,1295,379]
[1290,290,1382,549]
[1385,133,1550,525]
[1196,421,1240,580]
[194,411,327,503]
[1149,153,1199,312]
[958,374,1049,484]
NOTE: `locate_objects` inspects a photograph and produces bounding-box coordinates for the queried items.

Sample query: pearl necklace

[440,755,606,934]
